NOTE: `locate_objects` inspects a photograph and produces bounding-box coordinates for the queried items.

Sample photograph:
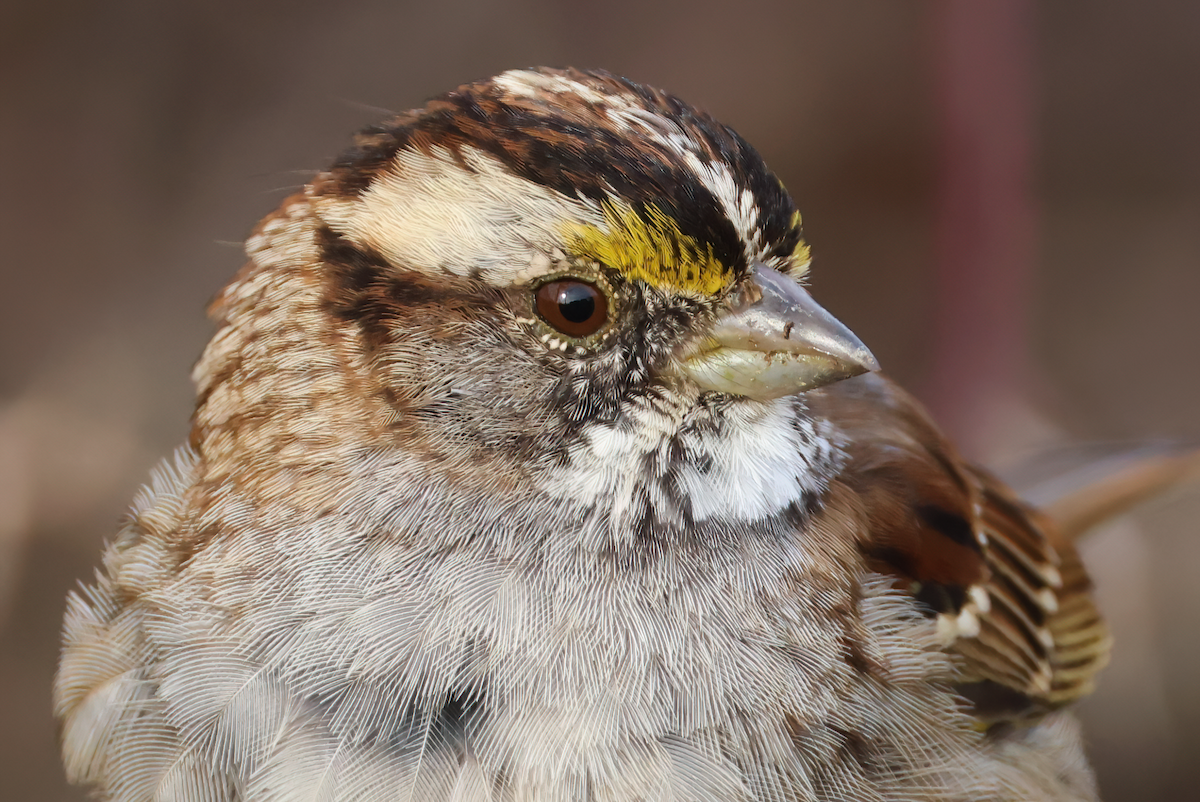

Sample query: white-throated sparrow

[55,68,1113,801]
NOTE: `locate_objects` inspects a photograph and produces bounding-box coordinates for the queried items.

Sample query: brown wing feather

[808,374,1110,720]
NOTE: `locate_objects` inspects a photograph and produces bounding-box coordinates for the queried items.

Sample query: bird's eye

[534,279,609,338]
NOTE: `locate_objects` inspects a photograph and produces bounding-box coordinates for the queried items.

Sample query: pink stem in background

[925,0,1037,457]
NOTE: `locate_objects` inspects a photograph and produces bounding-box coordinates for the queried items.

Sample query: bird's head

[194,68,878,518]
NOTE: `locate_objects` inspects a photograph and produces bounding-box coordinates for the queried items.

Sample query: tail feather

[1011,443,1200,542]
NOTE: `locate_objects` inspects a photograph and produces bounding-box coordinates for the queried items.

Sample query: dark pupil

[557,285,596,323]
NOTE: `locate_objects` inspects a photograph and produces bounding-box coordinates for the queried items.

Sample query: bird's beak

[672,263,879,401]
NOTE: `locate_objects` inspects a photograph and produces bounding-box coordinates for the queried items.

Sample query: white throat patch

[540,395,837,537]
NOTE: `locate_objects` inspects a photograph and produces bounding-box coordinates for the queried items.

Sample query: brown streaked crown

[314,67,806,282]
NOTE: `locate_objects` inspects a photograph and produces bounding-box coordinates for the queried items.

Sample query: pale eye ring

[534,279,609,337]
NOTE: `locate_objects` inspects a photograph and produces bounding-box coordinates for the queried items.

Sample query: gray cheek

[378,323,565,456]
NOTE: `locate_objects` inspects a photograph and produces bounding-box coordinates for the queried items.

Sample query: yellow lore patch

[563,201,733,296]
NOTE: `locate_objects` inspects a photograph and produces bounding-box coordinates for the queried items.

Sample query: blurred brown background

[2,1,1197,800]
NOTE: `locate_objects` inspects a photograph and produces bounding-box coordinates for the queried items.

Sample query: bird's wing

[808,374,1110,721]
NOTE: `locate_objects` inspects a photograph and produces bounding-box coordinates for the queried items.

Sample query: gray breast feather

[56,448,1099,802]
